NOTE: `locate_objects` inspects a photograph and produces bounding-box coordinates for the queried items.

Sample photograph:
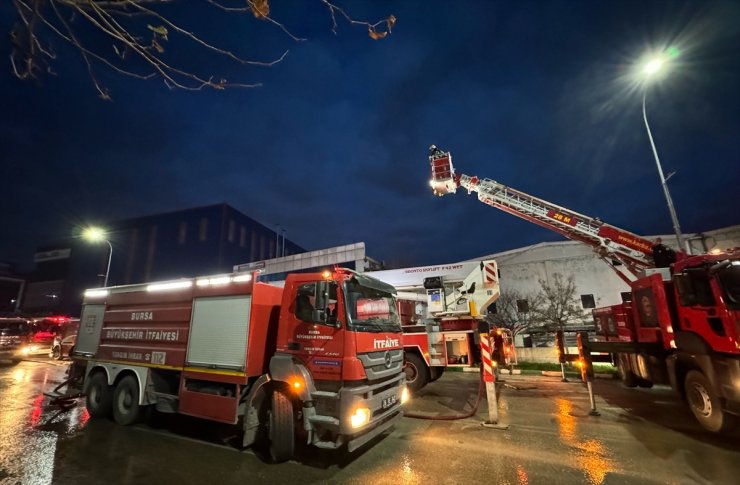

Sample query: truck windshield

[344,281,401,333]
[718,263,740,310]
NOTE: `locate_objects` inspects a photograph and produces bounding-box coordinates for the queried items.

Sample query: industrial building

[22,203,306,315]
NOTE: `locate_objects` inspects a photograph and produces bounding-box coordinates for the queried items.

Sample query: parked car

[23,317,61,356]
[50,319,79,360]
[0,318,32,365]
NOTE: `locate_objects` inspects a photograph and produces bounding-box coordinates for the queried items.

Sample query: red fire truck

[67,268,407,461]
[427,146,740,433]
[368,260,504,392]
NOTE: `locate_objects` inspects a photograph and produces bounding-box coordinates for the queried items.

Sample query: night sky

[1,1,739,271]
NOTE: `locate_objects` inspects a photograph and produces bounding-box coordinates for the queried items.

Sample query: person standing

[652,237,676,268]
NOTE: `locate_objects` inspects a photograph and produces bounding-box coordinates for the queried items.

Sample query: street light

[83,226,113,287]
[638,52,689,254]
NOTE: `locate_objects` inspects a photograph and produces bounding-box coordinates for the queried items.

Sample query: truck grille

[357,349,403,381]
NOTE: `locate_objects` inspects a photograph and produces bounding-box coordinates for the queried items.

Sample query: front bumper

[307,372,405,450]
[347,407,402,452]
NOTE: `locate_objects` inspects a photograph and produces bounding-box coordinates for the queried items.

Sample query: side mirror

[673,273,697,306]
[315,281,328,310]
[312,308,327,323]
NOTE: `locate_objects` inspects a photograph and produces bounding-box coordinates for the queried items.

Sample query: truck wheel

[637,378,654,389]
[684,370,735,433]
[430,366,445,382]
[112,375,142,426]
[618,363,638,388]
[404,353,429,393]
[86,372,113,418]
[268,390,295,463]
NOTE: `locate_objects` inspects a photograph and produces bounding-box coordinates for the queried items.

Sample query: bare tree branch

[126,0,291,66]
[9,0,395,98]
[321,0,396,39]
[533,274,588,331]
[486,290,546,338]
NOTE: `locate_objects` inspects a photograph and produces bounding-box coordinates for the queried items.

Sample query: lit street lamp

[83,226,113,287]
[638,52,690,254]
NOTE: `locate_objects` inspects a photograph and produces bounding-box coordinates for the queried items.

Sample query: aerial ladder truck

[368,259,505,392]
[427,146,740,433]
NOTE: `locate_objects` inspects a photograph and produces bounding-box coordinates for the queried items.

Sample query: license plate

[381,395,397,409]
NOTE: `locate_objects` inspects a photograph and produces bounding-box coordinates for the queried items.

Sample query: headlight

[401,386,410,404]
[350,407,371,429]
[21,347,31,355]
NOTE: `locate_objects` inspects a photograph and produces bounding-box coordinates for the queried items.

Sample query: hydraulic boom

[428,146,655,284]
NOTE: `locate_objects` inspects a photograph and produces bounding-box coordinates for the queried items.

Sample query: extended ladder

[429,149,654,283]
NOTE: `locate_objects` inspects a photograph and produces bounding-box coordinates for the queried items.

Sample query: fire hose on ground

[403,367,486,421]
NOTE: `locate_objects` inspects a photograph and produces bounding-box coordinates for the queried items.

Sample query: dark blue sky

[1,1,739,270]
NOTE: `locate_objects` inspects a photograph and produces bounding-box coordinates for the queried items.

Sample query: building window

[621,292,632,303]
[516,299,529,313]
[145,225,158,281]
[199,218,208,242]
[228,220,236,243]
[239,226,247,248]
[487,302,498,314]
[581,294,596,309]
[178,222,187,244]
[250,229,258,259]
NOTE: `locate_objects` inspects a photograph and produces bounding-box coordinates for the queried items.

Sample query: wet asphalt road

[1,360,739,485]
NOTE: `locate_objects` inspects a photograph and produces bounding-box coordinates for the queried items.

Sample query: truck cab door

[674,268,737,353]
[280,281,345,378]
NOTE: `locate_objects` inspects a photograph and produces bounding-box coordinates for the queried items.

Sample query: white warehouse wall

[474,225,740,322]
[485,242,628,315]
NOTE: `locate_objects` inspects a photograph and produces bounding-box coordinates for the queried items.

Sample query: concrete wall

[686,225,740,254]
[514,346,578,364]
[495,242,629,309]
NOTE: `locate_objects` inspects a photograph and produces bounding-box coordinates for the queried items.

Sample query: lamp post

[83,227,113,287]
[281,228,286,257]
[639,54,689,254]
[275,224,281,258]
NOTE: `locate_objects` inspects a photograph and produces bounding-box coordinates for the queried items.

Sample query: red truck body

[589,251,740,432]
[68,269,406,461]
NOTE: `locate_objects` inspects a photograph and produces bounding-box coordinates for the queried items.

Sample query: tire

[404,353,430,393]
[86,371,113,418]
[429,366,445,382]
[637,378,654,389]
[112,375,142,426]
[268,390,295,463]
[51,346,62,360]
[617,362,639,388]
[684,370,736,433]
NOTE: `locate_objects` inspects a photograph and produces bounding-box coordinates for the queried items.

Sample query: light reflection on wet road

[555,398,614,484]
[1,360,739,484]
[0,361,89,485]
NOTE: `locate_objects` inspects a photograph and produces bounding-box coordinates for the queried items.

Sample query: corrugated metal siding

[75,304,106,355]
[186,295,252,370]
